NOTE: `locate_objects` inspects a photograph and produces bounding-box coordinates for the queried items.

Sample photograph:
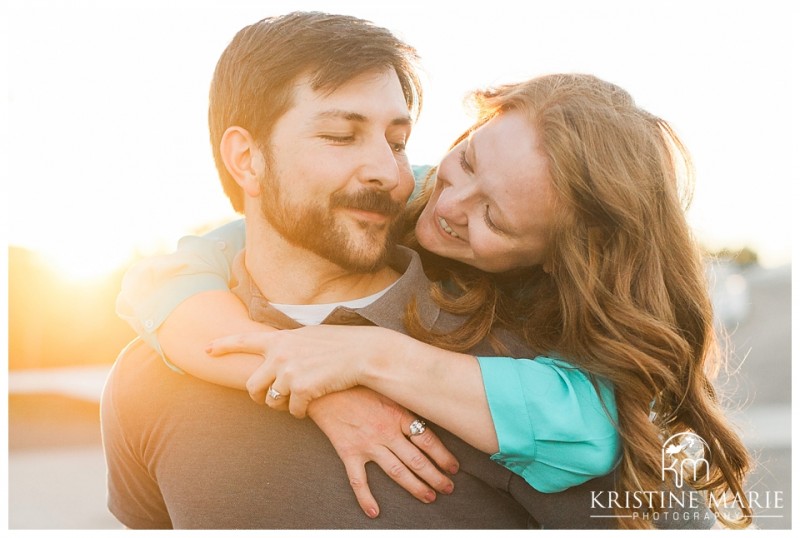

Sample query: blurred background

[3,0,795,530]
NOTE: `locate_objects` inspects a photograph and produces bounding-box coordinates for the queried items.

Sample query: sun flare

[38,244,131,284]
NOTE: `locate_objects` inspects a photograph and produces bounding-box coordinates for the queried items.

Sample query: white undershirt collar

[269,280,398,326]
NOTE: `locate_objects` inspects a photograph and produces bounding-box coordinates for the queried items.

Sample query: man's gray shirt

[101,246,714,529]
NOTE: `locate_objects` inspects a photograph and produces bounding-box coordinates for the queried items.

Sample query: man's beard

[259,172,404,273]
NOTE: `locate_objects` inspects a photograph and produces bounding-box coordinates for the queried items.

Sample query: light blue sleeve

[115,219,246,360]
[476,356,620,492]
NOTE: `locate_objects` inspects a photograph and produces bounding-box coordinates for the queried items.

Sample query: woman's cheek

[471,237,514,273]
[414,215,437,251]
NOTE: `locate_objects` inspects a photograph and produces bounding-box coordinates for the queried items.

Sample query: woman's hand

[206,325,391,417]
[207,325,500,455]
[307,387,459,518]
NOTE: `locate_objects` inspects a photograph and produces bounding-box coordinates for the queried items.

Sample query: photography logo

[661,432,709,488]
[590,430,785,525]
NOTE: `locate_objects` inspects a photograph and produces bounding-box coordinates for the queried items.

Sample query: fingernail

[424,491,436,503]
[449,464,459,475]
[367,508,378,518]
[443,483,454,494]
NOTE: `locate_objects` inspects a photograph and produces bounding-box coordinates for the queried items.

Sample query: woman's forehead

[471,112,548,193]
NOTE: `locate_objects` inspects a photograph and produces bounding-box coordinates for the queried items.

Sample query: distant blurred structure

[705,247,762,329]
[710,246,760,266]
[708,261,752,329]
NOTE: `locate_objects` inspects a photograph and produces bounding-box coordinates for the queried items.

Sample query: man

[102,11,711,529]
[103,11,532,529]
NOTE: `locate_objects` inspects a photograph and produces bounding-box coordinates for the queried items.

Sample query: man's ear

[220,126,263,197]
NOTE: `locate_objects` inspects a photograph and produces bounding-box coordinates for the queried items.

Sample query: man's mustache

[330,190,403,217]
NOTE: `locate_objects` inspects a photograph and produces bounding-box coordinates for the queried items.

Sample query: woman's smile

[437,215,461,239]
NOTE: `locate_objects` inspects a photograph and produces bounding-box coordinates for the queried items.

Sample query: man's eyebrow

[390,115,413,126]
[314,109,412,126]
[315,110,367,122]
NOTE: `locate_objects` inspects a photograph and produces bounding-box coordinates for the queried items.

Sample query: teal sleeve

[115,219,246,363]
[476,356,620,492]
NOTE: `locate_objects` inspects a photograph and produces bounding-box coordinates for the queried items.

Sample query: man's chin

[338,243,393,273]
[344,218,398,247]
[341,215,392,238]
[311,217,399,272]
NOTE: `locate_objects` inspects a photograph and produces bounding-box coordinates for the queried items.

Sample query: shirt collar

[230,246,440,333]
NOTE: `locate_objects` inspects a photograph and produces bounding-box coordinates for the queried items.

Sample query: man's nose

[358,140,401,191]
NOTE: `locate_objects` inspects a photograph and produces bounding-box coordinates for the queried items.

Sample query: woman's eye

[459,150,473,173]
[484,205,501,233]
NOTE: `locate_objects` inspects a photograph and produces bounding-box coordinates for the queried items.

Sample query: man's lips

[344,207,391,224]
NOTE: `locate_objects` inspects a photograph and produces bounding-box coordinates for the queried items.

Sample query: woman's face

[415,110,556,273]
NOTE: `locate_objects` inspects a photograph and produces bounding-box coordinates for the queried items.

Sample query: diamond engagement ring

[408,419,427,437]
[267,386,282,400]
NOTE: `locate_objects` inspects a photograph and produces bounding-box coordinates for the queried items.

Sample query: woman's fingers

[340,456,380,519]
[389,433,455,496]
[245,362,278,405]
[369,446,438,505]
[287,391,312,419]
[208,329,359,413]
[407,424,460,476]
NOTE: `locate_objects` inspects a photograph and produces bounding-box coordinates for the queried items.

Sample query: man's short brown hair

[208,11,423,212]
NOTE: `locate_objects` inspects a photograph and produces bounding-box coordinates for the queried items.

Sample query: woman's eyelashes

[456,147,500,234]
[459,149,473,173]
[483,205,501,233]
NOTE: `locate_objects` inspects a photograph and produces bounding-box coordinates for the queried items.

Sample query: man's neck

[244,221,401,305]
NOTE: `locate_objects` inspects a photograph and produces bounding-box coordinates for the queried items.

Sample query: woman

[118,74,751,528]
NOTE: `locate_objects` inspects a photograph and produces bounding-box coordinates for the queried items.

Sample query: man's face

[258,68,415,273]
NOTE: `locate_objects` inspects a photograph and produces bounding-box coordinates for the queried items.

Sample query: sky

[2,0,798,281]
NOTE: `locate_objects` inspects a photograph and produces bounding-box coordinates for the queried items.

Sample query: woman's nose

[436,180,474,227]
